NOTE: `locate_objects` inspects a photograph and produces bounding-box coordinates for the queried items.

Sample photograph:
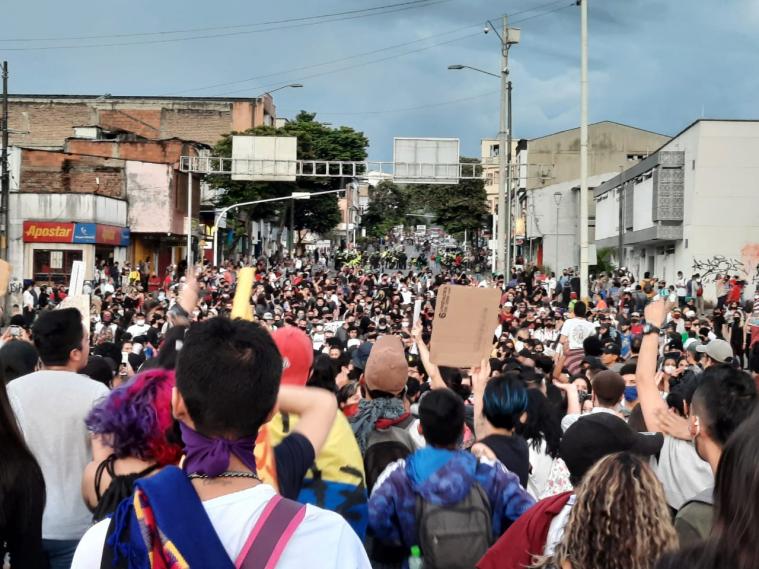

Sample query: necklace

[188,471,260,481]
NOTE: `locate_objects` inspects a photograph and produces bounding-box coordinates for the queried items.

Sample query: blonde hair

[533,452,677,569]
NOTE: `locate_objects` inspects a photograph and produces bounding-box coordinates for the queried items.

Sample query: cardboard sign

[69,260,85,296]
[429,284,501,367]
[57,294,91,328]
[0,260,10,297]
[231,267,256,321]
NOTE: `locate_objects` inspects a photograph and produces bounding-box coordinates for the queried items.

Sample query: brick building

[8,94,275,149]
[8,127,207,284]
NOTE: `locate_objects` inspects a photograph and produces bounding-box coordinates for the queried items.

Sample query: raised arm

[412,321,446,390]
[636,300,672,432]
[276,385,337,457]
[471,359,492,440]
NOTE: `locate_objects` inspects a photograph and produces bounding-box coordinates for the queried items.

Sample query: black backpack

[363,415,417,493]
[416,482,493,569]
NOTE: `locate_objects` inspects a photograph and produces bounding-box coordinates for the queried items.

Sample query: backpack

[416,482,493,569]
[363,415,416,493]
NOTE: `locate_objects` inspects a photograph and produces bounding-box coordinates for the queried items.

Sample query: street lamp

[553,192,562,275]
[259,83,303,97]
[448,17,519,279]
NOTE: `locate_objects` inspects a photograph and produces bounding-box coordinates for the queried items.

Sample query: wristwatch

[642,323,661,336]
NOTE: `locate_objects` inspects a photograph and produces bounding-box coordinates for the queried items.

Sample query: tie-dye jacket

[368,447,535,548]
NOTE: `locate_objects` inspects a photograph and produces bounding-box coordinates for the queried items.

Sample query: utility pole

[186,171,193,268]
[345,182,351,249]
[506,78,514,271]
[494,16,519,278]
[617,185,624,268]
[579,0,590,299]
[1,61,9,263]
[288,198,295,256]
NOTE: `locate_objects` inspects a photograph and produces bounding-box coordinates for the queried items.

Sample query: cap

[591,370,626,401]
[351,342,373,370]
[601,342,621,356]
[272,326,314,386]
[581,356,607,371]
[560,413,663,483]
[696,338,734,363]
[364,335,408,394]
[263,312,273,321]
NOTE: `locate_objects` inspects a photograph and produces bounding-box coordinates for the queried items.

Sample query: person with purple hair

[82,368,183,522]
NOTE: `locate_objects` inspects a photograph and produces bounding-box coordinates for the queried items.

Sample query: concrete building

[594,119,759,301]
[513,121,670,271]
[7,127,207,284]
[8,94,276,148]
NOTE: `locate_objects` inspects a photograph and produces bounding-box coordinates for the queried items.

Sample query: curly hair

[85,369,182,466]
[534,452,677,569]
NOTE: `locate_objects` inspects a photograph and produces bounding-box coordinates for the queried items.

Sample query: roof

[9,94,265,103]
[527,120,670,142]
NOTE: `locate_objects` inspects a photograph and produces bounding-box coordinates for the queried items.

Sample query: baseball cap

[560,413,663,484]
[351,342,373,370]
[601,342,621,356]
[364,335,408,394]
[263,312,273,321]
[696,338,734,363]
[272,326,314,386]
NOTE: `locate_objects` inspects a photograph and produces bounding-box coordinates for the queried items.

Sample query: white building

[594,119,759,301]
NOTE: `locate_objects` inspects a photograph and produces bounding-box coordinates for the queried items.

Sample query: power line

[210,0,575,97]
[0,0,441,42]
[0,0,450,51]
[282,89,499,116]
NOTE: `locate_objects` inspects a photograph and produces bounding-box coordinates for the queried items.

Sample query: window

[33,249,83,284]
[627,153,648,161]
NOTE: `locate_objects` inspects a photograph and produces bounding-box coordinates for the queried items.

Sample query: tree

[408,157,488,237]
[209,112,369,253]
[360,180,409,238]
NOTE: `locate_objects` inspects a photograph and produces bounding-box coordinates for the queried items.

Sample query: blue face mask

[624,386,638,402]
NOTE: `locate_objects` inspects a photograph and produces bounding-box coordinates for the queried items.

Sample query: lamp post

[553,191,562,274]
[448,16,519,279]
[579,0,590,298]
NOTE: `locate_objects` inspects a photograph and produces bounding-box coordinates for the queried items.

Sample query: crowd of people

[2,249,759,569]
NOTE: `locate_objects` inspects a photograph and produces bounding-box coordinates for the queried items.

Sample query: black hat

[601,342,621,356]
[560,413,663,485]
[581,356,607,371]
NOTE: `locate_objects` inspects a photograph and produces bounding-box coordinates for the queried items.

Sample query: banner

[23,221,75,243]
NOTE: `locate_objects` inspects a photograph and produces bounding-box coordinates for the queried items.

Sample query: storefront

[23,221,130,283]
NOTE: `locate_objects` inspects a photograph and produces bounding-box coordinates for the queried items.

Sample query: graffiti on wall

[692,244,759,284]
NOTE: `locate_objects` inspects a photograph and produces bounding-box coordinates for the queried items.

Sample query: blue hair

[483,375,529,431]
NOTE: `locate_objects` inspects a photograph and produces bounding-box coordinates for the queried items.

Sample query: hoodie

[368,447,535,549]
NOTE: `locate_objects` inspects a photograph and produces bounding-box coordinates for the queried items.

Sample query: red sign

[96,224,123,246]
[23,221,75,243]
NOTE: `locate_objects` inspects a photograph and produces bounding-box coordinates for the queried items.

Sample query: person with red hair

[81,369,183,522]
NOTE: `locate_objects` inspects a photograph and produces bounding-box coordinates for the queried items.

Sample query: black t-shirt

[477,434,530,488]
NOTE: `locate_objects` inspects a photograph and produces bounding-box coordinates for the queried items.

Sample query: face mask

[136,319,145,326]
[663,365,676,375]
[624,386,638,402]
[342,403,360,418]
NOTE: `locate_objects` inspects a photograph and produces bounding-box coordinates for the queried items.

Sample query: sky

[2,0,758,161]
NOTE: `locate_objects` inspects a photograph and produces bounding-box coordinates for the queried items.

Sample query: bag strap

[235,495,307,569]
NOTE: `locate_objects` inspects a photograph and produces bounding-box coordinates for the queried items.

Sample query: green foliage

[209,111,369,236]
[591,246,617,275]
[361,180,409,238]
[407,157,488,236]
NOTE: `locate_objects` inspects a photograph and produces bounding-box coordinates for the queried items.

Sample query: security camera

[483,24,490,34]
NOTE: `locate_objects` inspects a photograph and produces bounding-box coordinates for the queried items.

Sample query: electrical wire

[0,1,451,51]
[210,0,575,98]
[0,0,441,42]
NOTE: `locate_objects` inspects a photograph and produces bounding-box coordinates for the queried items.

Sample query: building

[513,121,670,271]
[8,94,276,148]
[594,119,759,300]
[7,126,207,284]
[480,138,519,213]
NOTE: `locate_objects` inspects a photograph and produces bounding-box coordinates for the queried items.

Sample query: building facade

[513,121,670,270]
[7,127,207,284]
[8,94,275,149]
[594,119,759,301]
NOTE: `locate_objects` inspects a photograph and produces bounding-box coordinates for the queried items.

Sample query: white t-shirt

[560,317,596,350]
[71,483,370,568]
[653,435,713,510]
[8,370,109,540]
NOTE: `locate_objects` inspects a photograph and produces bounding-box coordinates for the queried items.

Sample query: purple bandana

[180,422,258,477]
